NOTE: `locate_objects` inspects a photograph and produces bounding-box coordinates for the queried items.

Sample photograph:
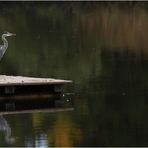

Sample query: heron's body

[0,32,16,60]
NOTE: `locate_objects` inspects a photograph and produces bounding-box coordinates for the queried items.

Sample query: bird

[0,31,16,60]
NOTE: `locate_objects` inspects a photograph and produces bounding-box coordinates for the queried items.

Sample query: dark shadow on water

[0,93,74,113]
[79,48,148,146]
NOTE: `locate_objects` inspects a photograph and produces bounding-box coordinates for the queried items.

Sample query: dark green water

[0,2,148,146]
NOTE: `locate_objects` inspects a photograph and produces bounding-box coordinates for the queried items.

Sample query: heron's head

[3,31,16,37]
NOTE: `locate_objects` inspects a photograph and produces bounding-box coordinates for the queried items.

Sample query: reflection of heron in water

[0,115,15,144]
[0,32,16,61]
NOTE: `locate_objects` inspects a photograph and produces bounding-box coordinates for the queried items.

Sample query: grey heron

[0,31,16,60]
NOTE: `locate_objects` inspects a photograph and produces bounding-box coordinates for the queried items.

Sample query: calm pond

[0,2,148,147]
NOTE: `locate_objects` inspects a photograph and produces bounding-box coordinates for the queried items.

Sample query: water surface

[0,2,148,146]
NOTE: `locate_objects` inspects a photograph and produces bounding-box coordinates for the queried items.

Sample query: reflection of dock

[0,75,72,112]
[0,108,74,145]
[0,107,74,115]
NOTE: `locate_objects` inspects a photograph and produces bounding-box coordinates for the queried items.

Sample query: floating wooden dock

[0,75,72,94]
[0,75,72,112]
[0,75,72,86]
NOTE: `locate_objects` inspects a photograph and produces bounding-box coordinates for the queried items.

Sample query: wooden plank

[0,75,72,86]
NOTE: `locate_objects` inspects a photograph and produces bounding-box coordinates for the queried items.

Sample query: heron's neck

[2,35,8,50]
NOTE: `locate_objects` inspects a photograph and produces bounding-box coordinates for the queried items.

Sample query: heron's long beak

[11,33,16,36]
[8,32,16,36]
